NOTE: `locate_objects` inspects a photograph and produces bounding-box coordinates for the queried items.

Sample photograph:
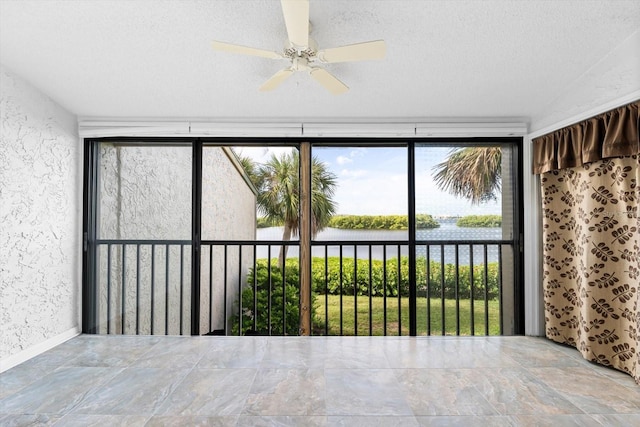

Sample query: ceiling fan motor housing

[283,37,318,63]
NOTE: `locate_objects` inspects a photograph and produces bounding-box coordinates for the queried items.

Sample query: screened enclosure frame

[82,137,524,336]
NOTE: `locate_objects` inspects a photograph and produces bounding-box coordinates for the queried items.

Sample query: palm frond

[432,147,502,204]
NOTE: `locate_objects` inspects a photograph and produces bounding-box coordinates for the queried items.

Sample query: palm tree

[237,154,260,189]
[432,147,502,204]
[248,150,337,268]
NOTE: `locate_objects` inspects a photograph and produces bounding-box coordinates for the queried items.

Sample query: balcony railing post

[498,244,504,335]
[484,244,489,335]
[223,245,228,335]
[339,245,344,336]
[440,245,445,335]
[282,254,287,335]
[426,245,431,336]
[469,244,475,336]
[151,244,155,335]
[136,244,141,335]
[239,245,243,336]
[368,246,373,336]
[107,243,112,334]
[383,246,387,336]
[208,245,213,333]
[354,245,358,336]
[324,246,329,335]
[179,244,184,335]
[165,244,169,335]
[267,245,272,336]
[122,244,126,335]
[397,244,402,336]
[455,244,460,336]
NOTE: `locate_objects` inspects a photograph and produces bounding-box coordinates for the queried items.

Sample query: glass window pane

[414,143,516,335]
[95,142,192,335]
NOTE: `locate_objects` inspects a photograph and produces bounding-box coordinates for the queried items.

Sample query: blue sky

[236,146,501,217]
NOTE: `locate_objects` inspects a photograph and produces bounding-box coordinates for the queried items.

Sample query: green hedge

[456,215,502,228]
[240,257,499,302]
[329,214,439,230]
[311,257,500,300]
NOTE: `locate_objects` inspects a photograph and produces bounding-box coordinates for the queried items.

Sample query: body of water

[256,219,508,265]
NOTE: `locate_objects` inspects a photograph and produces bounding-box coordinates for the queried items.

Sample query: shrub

[256,217,284,228]
[415,214,441,230]
[231,259,323,335]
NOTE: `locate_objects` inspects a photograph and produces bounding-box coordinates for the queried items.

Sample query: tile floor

[1,335,639,426]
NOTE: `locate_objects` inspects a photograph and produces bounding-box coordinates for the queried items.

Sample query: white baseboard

[0,327,80,373]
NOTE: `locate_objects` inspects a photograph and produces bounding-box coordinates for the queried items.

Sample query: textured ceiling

[1,0,639,128]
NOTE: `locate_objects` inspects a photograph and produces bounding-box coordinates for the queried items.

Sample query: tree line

[456,215,502,227]
[257,214,441,230]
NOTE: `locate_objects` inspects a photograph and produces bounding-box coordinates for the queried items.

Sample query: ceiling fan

[212,0,386,95]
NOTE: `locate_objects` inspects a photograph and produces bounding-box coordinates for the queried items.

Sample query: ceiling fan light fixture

[211,0,386,94]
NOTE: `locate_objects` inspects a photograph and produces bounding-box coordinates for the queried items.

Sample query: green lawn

[314,295,501,336]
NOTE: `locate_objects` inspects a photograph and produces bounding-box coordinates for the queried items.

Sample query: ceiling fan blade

[259,68,295,91]
[281,0,309,47]
[212,41,282,59]
[309,68,349,95]
[318,40,386,63]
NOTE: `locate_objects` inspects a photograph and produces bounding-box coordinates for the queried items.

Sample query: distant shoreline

[257,215,501,230]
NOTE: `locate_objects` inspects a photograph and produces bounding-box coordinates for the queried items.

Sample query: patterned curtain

[534,101,639,383]
[540,155,639,383]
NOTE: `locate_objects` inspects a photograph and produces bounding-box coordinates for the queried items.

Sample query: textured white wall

[95,145,255,335]
[0,65,79,361]
[201,148,257,334]
[99,145,193,240]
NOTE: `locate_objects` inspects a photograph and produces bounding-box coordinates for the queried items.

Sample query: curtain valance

[533,101,639,174]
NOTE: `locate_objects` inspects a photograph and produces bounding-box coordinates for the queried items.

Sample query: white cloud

[336,155,352,165]
[335,172,408,215]
[331,168,501,217]
[349,148,366,158]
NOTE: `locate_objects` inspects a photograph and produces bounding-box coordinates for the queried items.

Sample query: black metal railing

[92,238,511,336]
[413,240,507,336]
[199,240,301,336]
[310,239,508,336]
[310,241,408,336]
[94,240,191,336]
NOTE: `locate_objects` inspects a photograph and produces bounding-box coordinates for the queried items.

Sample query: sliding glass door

[84,141,193,335]
[83,138,522,336]
[414,143,520,335]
